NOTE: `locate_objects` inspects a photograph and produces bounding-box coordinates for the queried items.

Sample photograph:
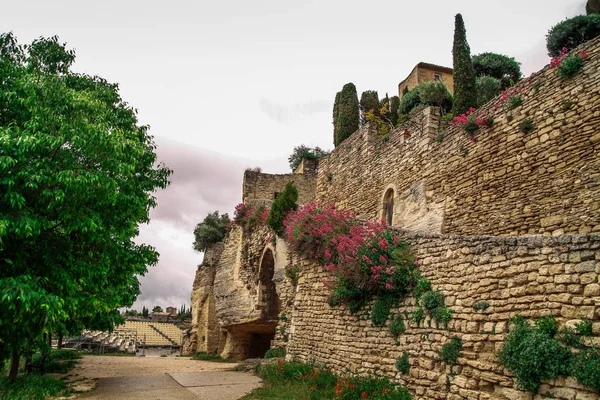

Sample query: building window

[434,74,442,81]
[383,189,394,226]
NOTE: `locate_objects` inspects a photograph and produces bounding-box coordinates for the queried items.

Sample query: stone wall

[320,37,600,237]
[243,168,317,205]
[281,231,600,400]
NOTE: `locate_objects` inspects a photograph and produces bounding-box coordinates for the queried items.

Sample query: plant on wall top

[472,52,522,88]
[287,145,329,171]
[267,182,298,236]
[193,211,231,252]
[546,14,600,57]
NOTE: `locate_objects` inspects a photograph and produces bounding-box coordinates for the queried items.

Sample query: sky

[2,0,586,311]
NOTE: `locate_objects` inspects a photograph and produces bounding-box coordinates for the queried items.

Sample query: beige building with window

[398,62,453,97]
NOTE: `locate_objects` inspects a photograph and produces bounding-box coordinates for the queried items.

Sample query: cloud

[258,98,329,123]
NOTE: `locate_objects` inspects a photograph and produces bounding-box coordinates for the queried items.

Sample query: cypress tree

[360,90,379,124]
[588,0,600,14]
[452,14,477,115]
[332,91,341,146]
[267,182,298,236]
[389,96,400,126]
[335,83,359,147]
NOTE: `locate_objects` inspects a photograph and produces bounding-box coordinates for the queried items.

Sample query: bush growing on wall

[193,211,231,252]
[287,145,329,171]
[475,76,502,106]
[267,182,298,236]
[398,83,452,116]
[546,14,600,57]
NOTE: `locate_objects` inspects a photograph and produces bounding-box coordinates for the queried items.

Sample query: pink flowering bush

[284,203,418,318]
[453,107,494,135]
[233,202,268,231]
[551,47,588,78]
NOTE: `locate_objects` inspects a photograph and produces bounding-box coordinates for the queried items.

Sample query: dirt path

[70,356,261,399]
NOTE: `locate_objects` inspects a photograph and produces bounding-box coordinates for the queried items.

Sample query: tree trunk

[58,333,63,350]
[9,348,20,380]
[48,333,52,348]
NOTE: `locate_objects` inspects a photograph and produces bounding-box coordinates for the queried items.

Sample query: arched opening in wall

[383,188,394,226]
[258,249,280,320]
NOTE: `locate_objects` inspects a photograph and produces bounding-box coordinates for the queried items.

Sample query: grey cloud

[259,98,329,123]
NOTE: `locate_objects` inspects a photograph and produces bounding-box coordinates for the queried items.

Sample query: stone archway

[257,248,280,320]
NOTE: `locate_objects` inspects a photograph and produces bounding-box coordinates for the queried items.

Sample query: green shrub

[507,95,522,110]
[439,336,463,365]
[572,347,600,393]
[472,52,522,88]
[576,319,593,336]
[498,317,571,392]
[264,347,286,359]
[287,145,329,171]
[421,290,445,311]
[371,296,393,327]
[546,14,600,57]
[193,211,231,252]
[267,182,298,236]
[411,308,425,326]
[432,307,453,328]
[588,0,600,14]
[389,314,406,338]
[519,119,534,133]
[418,82,453,109]
[398,87,422,115]
[476,76,502,106]
[413,276,432,302]
[534,314,559,337]
[556,326,583,348]
[557,54,584,78]
[396,352,410,375]
[472,301,489,311]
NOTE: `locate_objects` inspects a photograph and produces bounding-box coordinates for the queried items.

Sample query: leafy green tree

[193,212,230,252]
[287,145,329,171]
[359,90,379,125]
[398,87,422,115]
[418,82,453,111]
[267,182,298,236]
[587,0,600,14]
[0,33,170,378]
[476,76,502,106]
[334,83,359,147]
[547,15,600,56]
[472,52,522,88]
[452,14,477,115]
[152,306,163,313]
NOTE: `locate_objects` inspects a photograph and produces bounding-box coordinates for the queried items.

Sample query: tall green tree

[334,83,359,147]
[267,182,298,236]
[588,0,600,14]
[332,92,341,147]
[452,14,477,115]
[193,212,230,252]
[359,90,379,124]
[0,33,171,378]
[389,96,400,126]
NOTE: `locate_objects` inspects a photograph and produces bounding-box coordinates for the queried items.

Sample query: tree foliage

[287,145,329,171]
[476,76,502,106]
[359,90,379,125]
[333,83,359,147]
[332,92,341,146]
[398,83,452,116]
[152,306,163,313]
[452,14,478,115]
[192,211,230,252]
[546,14,600,57]
[0,33,171,377]
[472,52,522,88]
[588,0,600,14]
[267,182,298,236]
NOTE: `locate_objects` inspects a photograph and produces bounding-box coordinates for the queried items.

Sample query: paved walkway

[73,356,261,400]
[78,370,261,400]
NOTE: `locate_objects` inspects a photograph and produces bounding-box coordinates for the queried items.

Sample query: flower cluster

[284,203,417,311]
[453,107,494,135]
[232,202,268,229]
[551,47,588,78]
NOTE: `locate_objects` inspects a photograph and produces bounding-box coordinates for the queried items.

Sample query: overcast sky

[2,0,586,311]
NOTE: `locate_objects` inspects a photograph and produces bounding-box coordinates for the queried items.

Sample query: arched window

[383,189,394,226]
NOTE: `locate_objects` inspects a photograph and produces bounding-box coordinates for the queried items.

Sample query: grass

[242,361,411,400]
[0,375,73,400]
[191,351,236,363]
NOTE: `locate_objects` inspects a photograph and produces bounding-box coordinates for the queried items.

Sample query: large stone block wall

[281,232,600,400]
[318,37,600,236]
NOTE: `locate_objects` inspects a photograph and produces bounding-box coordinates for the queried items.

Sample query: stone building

[397,62,454,97]
[185,37,600,400]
